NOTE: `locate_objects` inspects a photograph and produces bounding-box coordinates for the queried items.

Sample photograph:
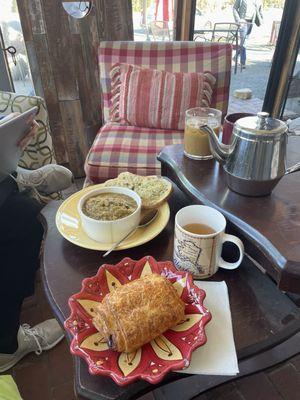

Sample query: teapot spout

[201,124,230,163]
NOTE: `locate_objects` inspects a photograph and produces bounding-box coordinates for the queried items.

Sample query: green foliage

[262,0,285,7]
[196,0,285,11]
[196,0,233,11]
[11,0,18,13]
[132,0,152,13]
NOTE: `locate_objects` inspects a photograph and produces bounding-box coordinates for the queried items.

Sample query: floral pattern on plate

[64,256,211,386]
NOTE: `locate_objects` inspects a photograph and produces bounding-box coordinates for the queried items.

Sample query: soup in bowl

[78,187,141,243]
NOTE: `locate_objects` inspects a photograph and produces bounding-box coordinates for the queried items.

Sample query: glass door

[132,0,175,41]
[191,0,286,114]
[281,45,300,122]
[0,0,35,95]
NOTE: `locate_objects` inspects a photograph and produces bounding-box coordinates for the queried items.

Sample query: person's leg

[241,46,246,66]
[0,189,43,353]
[0,187,64,372]
[247,22,253,36]
[0,299,23,354]
[242,22,253,67]
[239,23,248,67]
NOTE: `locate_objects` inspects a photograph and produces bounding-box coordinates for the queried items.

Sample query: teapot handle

[286,162,300,175]
[286,129,300,175]
[287,129,300,136]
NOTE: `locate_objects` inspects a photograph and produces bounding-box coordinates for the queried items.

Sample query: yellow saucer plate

[55,184,170,251]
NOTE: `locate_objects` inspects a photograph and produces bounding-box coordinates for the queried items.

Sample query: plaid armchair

[0,91,60,201]
[85,41,232,184]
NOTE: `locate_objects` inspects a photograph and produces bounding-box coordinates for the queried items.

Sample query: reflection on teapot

[201,112,300,196]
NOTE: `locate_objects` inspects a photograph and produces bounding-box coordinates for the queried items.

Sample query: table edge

[39,201,300,400]
[158,146,300,293]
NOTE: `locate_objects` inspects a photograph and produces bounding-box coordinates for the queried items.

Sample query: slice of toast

[104,172,172,209]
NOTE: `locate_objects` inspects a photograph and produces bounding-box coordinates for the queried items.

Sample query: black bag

[254,5,263,27]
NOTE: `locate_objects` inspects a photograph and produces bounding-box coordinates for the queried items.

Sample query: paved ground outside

[9,6,300,115]
[134,6,300,117]
[230,44,273,100]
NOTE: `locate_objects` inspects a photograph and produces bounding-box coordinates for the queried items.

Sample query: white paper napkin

[178,280,239,376]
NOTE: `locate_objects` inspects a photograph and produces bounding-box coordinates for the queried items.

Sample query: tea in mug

[183,223,215,235]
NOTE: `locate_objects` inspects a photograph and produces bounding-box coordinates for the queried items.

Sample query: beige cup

[173,205,244,279]
[184,107,222,160]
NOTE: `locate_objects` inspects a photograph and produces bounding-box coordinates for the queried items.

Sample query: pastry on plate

[104,172,172,209]
[93,274,185,353]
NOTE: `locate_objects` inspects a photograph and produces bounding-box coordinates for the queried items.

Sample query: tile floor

[2,180,300,400]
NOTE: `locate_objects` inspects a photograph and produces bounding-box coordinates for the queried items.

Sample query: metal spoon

[102,209,158,258]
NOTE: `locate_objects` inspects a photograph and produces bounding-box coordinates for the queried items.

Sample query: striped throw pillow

[110,63,216,130]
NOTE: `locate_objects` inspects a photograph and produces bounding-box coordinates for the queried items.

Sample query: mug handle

[218,234,244,270]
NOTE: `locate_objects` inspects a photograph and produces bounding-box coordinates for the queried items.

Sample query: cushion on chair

[85,123,183,183]
[0,91,60,202]
[99,41,232,121]
[0,92,56,170]
[110,63,216,130]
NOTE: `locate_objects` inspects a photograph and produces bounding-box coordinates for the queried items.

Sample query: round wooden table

[41,185,300,400]
[158,141,300,294]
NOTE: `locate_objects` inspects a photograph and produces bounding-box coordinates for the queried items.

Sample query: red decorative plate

[64,256,211,386]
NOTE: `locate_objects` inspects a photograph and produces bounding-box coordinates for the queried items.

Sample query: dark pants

[0,178,43,353]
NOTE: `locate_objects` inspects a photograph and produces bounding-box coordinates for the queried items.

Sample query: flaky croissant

[93,274,185,353]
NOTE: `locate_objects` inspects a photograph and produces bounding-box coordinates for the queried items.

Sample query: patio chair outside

[149,20,171,41]
[211,22,242,73]
[212,22,240,44]
[194,20,213,42]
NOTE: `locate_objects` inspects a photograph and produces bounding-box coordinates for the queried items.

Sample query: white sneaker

[0,319,65,372]
[16,164,73,194]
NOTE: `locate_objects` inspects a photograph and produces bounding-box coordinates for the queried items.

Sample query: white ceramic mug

[173,205,244,279]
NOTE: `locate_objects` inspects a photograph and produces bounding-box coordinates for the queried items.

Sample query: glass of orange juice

[184,107,222,160]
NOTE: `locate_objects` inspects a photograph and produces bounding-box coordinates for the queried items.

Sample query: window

[132,0,174,41]
[0,0,35,95]
[62,1,92,19]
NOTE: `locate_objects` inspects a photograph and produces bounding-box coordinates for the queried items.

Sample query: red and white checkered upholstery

[99,41,232,121]
[85,123,183,183]
[85,41,232,183]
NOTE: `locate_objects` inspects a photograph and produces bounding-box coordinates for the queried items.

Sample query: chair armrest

[0,91,56,170]
[0,91,61,203]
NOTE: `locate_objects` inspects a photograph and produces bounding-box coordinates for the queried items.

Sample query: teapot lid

[235,112,287,135]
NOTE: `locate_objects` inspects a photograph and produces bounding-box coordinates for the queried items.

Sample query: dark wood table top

[41,186,300,400]
[158,139,300,294]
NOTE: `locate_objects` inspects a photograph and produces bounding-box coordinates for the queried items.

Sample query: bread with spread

[104,172,172,209]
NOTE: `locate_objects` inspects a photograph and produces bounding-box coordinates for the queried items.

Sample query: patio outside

[133,0,300,118]
[1,0,299,119]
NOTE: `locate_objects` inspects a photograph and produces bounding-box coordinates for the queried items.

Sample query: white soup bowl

[78,186,141,243]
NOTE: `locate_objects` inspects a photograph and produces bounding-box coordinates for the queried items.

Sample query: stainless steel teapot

[203,112,300,196]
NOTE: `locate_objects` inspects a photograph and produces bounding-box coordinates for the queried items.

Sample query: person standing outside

[233,0,263,68]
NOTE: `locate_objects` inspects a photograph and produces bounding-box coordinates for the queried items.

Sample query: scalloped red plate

[64,256,211,386]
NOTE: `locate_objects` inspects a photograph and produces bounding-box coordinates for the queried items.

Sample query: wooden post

[16,0,133,177]
[174,0,196,41]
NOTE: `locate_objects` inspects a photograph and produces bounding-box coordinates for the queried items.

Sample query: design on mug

[174,239,204,274]
[174,230,216,276]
